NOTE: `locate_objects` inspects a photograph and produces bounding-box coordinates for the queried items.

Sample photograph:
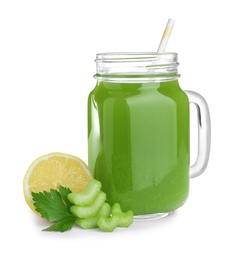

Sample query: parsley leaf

[32,186,77,232]
[43,216,76,232]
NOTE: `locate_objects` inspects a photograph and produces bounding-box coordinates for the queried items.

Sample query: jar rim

[95,52,179,82]
[95,52,178,63]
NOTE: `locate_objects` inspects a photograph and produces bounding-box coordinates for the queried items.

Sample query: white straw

[157,19,175,53]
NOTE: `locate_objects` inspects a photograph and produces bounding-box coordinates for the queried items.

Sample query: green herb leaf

[32,186,77,232]
[43,216,76,232]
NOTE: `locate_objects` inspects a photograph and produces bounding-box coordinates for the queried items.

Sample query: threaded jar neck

[94,52,180,82]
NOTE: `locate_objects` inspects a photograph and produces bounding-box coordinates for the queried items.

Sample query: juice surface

[88,80,190,215]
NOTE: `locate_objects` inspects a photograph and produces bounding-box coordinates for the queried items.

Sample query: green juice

[88,79,190,215]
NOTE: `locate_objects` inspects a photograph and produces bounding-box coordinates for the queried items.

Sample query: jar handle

[185,90,211,178]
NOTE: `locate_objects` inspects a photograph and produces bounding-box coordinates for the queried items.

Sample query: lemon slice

[23,152,92,214]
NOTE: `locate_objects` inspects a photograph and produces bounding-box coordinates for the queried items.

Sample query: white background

[1,0,236,259]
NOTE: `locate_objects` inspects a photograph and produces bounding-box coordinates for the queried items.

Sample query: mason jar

[88,52,211,220]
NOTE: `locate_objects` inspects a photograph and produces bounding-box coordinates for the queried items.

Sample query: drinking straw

[157,19,175,53]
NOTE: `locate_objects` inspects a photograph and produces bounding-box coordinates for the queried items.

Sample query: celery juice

[88,79,190,215]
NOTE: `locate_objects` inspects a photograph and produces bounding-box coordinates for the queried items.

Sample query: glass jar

[88,52,211,220]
